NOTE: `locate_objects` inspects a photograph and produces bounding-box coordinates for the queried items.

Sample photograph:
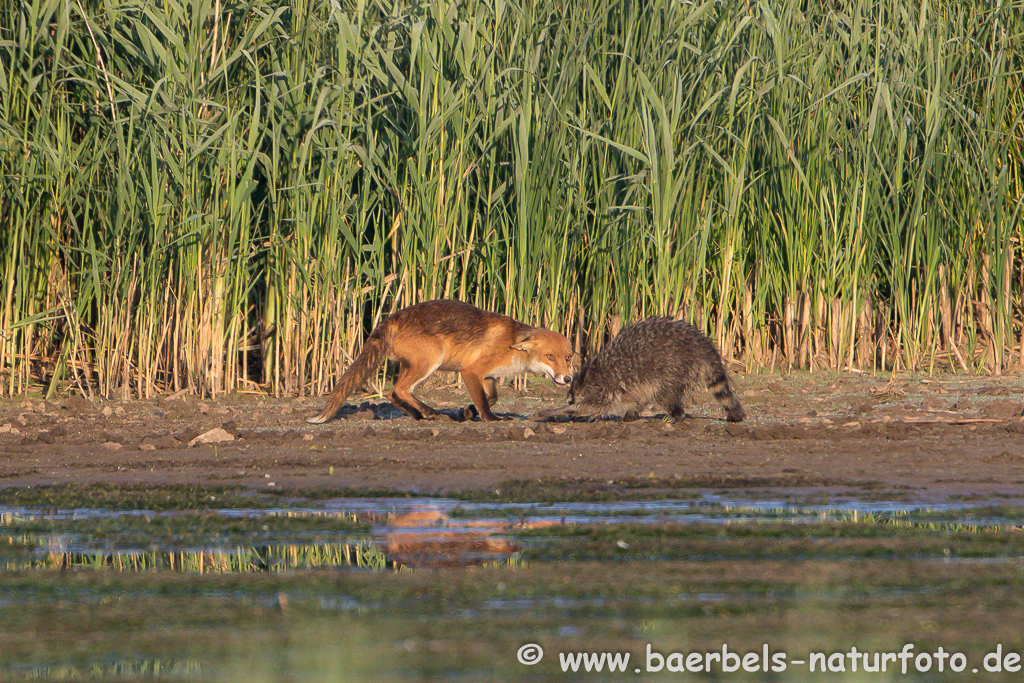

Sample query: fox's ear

[511,332,536,352]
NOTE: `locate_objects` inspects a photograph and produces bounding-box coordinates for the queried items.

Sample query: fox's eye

[546,354,555,361]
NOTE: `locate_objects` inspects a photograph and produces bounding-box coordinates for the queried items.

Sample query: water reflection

[0,508,530,573]
[15,658,201,680]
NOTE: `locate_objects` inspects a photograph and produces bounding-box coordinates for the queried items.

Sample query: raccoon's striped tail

[308,322,390,424]
[708,369,745,423]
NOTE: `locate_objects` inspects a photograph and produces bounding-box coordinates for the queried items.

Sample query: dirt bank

[2,372,1023,503]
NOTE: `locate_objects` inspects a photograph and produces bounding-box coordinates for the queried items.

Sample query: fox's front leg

[462,373,502,421]
[462,377,499,421]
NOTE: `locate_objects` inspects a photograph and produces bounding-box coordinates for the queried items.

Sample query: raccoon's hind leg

[657,389,686,422]
[708,370,745,422]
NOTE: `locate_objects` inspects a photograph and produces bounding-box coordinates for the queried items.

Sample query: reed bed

[1,0,1021,398]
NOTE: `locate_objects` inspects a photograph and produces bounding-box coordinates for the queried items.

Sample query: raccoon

[539,317,745,423]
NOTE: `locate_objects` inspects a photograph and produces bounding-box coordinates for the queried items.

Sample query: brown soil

[2,372,1024,503]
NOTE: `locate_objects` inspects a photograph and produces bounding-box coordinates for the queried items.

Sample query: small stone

[114,406,127,417]
[980,400,1023,420]
[101,441,123,451]
[854,402,873,415]
[152,436,182,450]
[66,395,91,415]
[0,424,12,434]
[509,425,535,441]
[302,434,314,441]
[139,443,156,451]
[189,428,235,446]
[101,406,113,418]
[348,409,375,421]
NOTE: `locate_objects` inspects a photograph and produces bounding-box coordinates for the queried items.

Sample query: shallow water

[2,495,1022,578]
[3,495,1024,681]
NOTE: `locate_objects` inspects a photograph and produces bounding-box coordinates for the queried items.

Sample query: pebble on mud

[65,395,91,415]
[189,428,236,446]
[979,400,1023,420]
[508,426,536,441]
[150,436,182,450]
[101,441,123,451]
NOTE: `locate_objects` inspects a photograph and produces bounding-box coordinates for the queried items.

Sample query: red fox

[308,299,575,423]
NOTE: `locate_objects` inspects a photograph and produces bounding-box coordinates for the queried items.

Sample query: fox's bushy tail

[308,323,389,424]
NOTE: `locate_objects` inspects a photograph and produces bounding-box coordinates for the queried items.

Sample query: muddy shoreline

[2,373,1023,504]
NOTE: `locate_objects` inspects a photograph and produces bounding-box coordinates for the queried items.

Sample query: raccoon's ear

[510,332,536,352]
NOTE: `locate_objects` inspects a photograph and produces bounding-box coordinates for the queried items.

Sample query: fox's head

[511,329,576,386]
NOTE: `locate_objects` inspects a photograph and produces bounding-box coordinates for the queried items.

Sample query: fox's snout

[553,374,571,386]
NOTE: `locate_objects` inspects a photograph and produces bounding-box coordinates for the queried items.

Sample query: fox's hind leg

[462,377,499,420]
[390,358,442,420]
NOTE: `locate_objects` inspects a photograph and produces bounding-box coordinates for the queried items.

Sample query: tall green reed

[0,0,1020,399]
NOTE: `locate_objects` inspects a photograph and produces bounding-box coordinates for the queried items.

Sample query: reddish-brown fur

[309,300,574,423]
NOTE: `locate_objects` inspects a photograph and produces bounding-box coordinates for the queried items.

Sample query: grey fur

[539,317,745,423]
